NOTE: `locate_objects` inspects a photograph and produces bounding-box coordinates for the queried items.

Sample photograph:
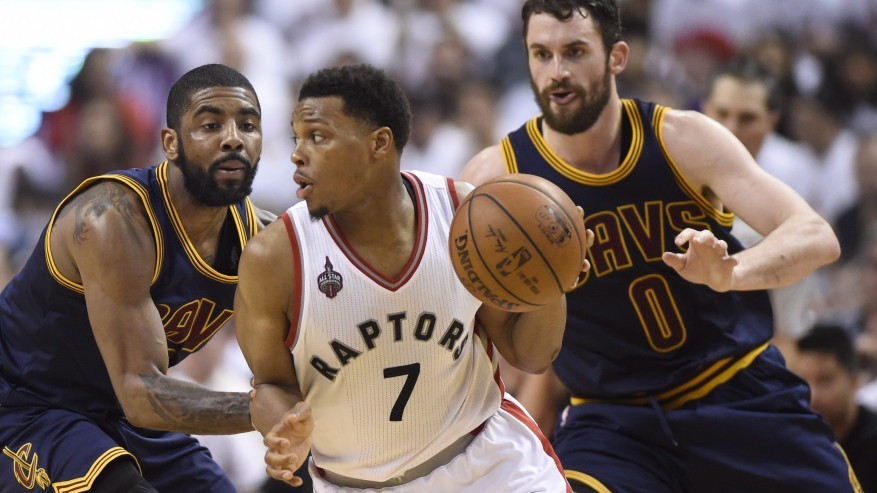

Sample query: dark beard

[531,64,611,135]
[176,141,258,207]
[309,208,329,222]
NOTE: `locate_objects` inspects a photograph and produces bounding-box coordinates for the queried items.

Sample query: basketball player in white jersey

[235,64,590,492]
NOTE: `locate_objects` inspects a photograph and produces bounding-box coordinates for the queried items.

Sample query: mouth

[214,159,248,178]
[549,90,577,105]
[294,173,313,199]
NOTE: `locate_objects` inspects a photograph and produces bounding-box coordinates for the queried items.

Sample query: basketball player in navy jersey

[0,64,265,492]
[235,64,589,492]
[460,1,862,492]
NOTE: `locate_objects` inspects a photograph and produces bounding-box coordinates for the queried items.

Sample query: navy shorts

[0,406,235,492]
[554,346,862,493]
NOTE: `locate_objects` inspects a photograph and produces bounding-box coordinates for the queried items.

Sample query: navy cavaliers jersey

[0,162,258,419]
[502,99,774,399]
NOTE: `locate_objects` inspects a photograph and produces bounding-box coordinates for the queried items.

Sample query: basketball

[449,173,588,312]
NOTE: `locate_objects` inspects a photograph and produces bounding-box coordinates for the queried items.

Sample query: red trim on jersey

[281,212,304,349]
[501,398,573,493]
[447,177,460,210]
[322,172,428,292]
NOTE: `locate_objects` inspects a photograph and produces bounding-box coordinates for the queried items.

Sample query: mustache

[211,153,253,170]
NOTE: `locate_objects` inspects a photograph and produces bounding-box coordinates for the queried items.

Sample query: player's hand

[572,207,594,290]
[263,401,314,487]
[662,228,737,292]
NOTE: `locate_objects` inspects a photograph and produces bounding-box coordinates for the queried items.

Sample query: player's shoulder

[459,144,506,185]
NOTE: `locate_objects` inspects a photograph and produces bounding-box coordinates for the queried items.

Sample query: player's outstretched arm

[659,109,840,291]
[235,219,311,484]
[61,182,252,434]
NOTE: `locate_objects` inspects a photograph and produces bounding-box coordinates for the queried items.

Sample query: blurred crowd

[2,0,877,491]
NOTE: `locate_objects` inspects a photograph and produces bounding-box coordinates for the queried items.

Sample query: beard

[309,207,329,222]
[531,64,612,135]
[176,142,258,207]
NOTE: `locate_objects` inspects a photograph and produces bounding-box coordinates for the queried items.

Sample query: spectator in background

[791,325,877,493]
[788,89,860,225]
[702,58,824,357]
[36,48,154,189]
[835,133,877,262]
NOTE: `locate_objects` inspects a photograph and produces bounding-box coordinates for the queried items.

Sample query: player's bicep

[661,110,812,235]
[61,184,168,400]
[235,222,299,389]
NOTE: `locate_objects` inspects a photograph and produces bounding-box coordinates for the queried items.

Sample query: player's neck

[543,96,624,175]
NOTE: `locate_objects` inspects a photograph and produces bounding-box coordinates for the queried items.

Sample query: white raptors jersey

[280,171,503,482]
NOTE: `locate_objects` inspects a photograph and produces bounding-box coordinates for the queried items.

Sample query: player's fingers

[674,228,699,246]
[662,251,684,270]
[585,229,595,248]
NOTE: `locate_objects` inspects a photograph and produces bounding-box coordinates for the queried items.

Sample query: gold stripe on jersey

[524,99,643,186]
[44,174,163,294]
[51,447,136,493]
[836,443,865,493]
[500,137,519,174]
[653,106,735,228]
[565,470,612,492]
[244,197,258,237]
[570,343,768,410]
[156,162,240,284]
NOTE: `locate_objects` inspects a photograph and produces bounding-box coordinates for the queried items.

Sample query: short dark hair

[166,64,260,132]
[522,0,622,55]
[797,325,858,372]
[710,58,783,112]
[298,64,411,152]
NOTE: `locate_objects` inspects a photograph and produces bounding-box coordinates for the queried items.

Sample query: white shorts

[309,395,571,493]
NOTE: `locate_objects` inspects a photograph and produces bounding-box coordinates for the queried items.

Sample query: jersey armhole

[280,212,305,349]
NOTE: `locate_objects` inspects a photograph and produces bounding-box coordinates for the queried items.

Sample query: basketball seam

[469,191,561,303]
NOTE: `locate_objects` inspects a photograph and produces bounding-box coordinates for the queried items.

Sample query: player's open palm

[263,401,314,487]
[662,228,737,292]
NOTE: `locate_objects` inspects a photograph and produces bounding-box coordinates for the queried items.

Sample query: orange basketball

[449,173,588,312]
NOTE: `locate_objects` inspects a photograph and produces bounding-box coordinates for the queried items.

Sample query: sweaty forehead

[188,86,259,112]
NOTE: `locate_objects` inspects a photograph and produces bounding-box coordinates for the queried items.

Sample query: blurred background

[2,0,877,491]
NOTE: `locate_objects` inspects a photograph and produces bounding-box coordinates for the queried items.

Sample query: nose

[221,124,244,151]
[290,143,305,167]
[551,56,570,83]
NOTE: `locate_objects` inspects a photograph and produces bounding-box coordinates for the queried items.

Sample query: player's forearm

[732,214,840,291]
[125,373,253,435]
[250,383,303,437]
[506,296,567,374]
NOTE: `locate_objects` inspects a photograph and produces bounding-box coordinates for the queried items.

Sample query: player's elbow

[812,217,841,266]
[508,347,560,375]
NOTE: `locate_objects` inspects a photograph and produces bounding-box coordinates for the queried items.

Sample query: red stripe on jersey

[281,212,304,349]
[501,398,573,493]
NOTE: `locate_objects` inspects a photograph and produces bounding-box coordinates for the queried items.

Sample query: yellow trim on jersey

[156,162,241,284]
[244,197,258,237]
[570,343,769,411]
[522,99,643,185]
[44,174,163,294]
[500,137,519,174]
[52,447,136,493]
[835,443,865,493]
[653,106,735,228]
[565,471,613,492]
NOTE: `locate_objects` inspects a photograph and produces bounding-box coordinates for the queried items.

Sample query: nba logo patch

[318,257,343,299]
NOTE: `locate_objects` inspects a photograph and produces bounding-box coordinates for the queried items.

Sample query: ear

[372,127,394,156]
[161,128,179,160]
[608,41,629,76]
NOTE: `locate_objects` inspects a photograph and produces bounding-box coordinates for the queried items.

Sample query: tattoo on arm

[140,373,251,435]
[71,184,138,246]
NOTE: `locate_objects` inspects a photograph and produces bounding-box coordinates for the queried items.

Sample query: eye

[568,46,583,57]
[311,132,325,143]
[534,50,551,61]
[240,121,258,132]
[201,122,221,130]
